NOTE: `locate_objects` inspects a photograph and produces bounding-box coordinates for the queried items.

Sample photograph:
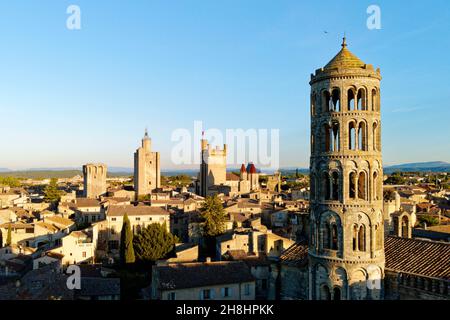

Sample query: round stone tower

[308,38,384,300]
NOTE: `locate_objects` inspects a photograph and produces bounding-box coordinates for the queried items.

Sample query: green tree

[138,194,152,202]
[133,222,178,262]
[418,215,439,227]
[120,214,135,265]
[6,224,12,246]
[0,177,21,188]
[43,178,62,204]
[385,172,406,185]
[200,195,227,237]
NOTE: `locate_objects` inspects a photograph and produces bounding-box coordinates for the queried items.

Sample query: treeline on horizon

[0,166,449,181]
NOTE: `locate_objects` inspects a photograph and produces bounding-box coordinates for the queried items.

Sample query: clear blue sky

[0,0,449,170]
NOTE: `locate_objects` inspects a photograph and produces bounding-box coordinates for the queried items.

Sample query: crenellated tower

[308,38,384,300]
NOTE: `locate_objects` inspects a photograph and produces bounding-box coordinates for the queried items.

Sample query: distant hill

[1,161,448,180]
[384,161,450,173]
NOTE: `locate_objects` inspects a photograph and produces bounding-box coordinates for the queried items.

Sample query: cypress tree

[120,213,135,265]
[6,224,12,246]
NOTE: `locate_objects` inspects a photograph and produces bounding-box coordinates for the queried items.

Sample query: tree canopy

[133,222,178,263]
[0,177,21,188]
[43,178,62,204]
[200,195,227,237]
[384,172,406,185]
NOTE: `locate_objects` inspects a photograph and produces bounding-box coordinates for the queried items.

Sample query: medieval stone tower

[199,136,227,197]
[134,129,161,198]
[308,38,384,300]
[83,163,107,199]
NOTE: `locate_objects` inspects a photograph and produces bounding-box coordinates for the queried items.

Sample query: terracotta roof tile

[279,241,309,267]
[385,236,450,279]
[155,261,254,290]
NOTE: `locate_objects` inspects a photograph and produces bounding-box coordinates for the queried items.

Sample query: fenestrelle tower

[308,38,384,300]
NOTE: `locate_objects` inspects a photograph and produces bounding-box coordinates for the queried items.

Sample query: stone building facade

[134,130,161,198]
[308,38,385,300]
[199,137,227,197]
[83,163,107,199]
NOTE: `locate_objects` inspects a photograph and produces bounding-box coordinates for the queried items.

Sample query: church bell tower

[308,38,385,300]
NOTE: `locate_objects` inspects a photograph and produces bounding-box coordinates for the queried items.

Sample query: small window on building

[112,218,117,221]
[135,217,141,221]
[244,284,251,296]
[202,289,211,300]
[82,252,86,258]
[167,292,176,300]
[262,279,268,290]
[149,217,153,221]
[222,287,230,297]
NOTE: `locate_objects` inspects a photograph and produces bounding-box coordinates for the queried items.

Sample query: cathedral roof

[323,37,367,71]
[385,236,450,279]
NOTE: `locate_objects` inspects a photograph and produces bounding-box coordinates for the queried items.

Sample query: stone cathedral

[308,38,384,300]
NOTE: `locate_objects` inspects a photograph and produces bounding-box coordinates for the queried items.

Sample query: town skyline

[1,1,450,169]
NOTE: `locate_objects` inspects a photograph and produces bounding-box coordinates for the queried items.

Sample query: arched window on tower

[311,93,316,116]
[331,171,339,200]
[331,123,340,151]
[353,224,358,250]
[331,224,338,250]
[331,89,340,112]
[377,123,381,151]
[372,89,377,111]
[333,287,341,300]
[358,225,366,251]
[323,91,331,112]
[323,172,331,200]
[323,224,331,249]
[321,285,331,300]
[373,171,379,200]
[372,122,378,151]
[347,89,355,111]
[348,122,356,150]
[358,172,366,200]
[358,122,367,151]
[357,88,366,110]
[349,172,356,199]
[401,216,409,238]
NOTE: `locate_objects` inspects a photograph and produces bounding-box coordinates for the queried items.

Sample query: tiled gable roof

[156,261,254,290]
[279,241,308,267]
[385,236,450,279]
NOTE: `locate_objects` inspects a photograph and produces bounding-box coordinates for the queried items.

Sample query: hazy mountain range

[0,162,449,178]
